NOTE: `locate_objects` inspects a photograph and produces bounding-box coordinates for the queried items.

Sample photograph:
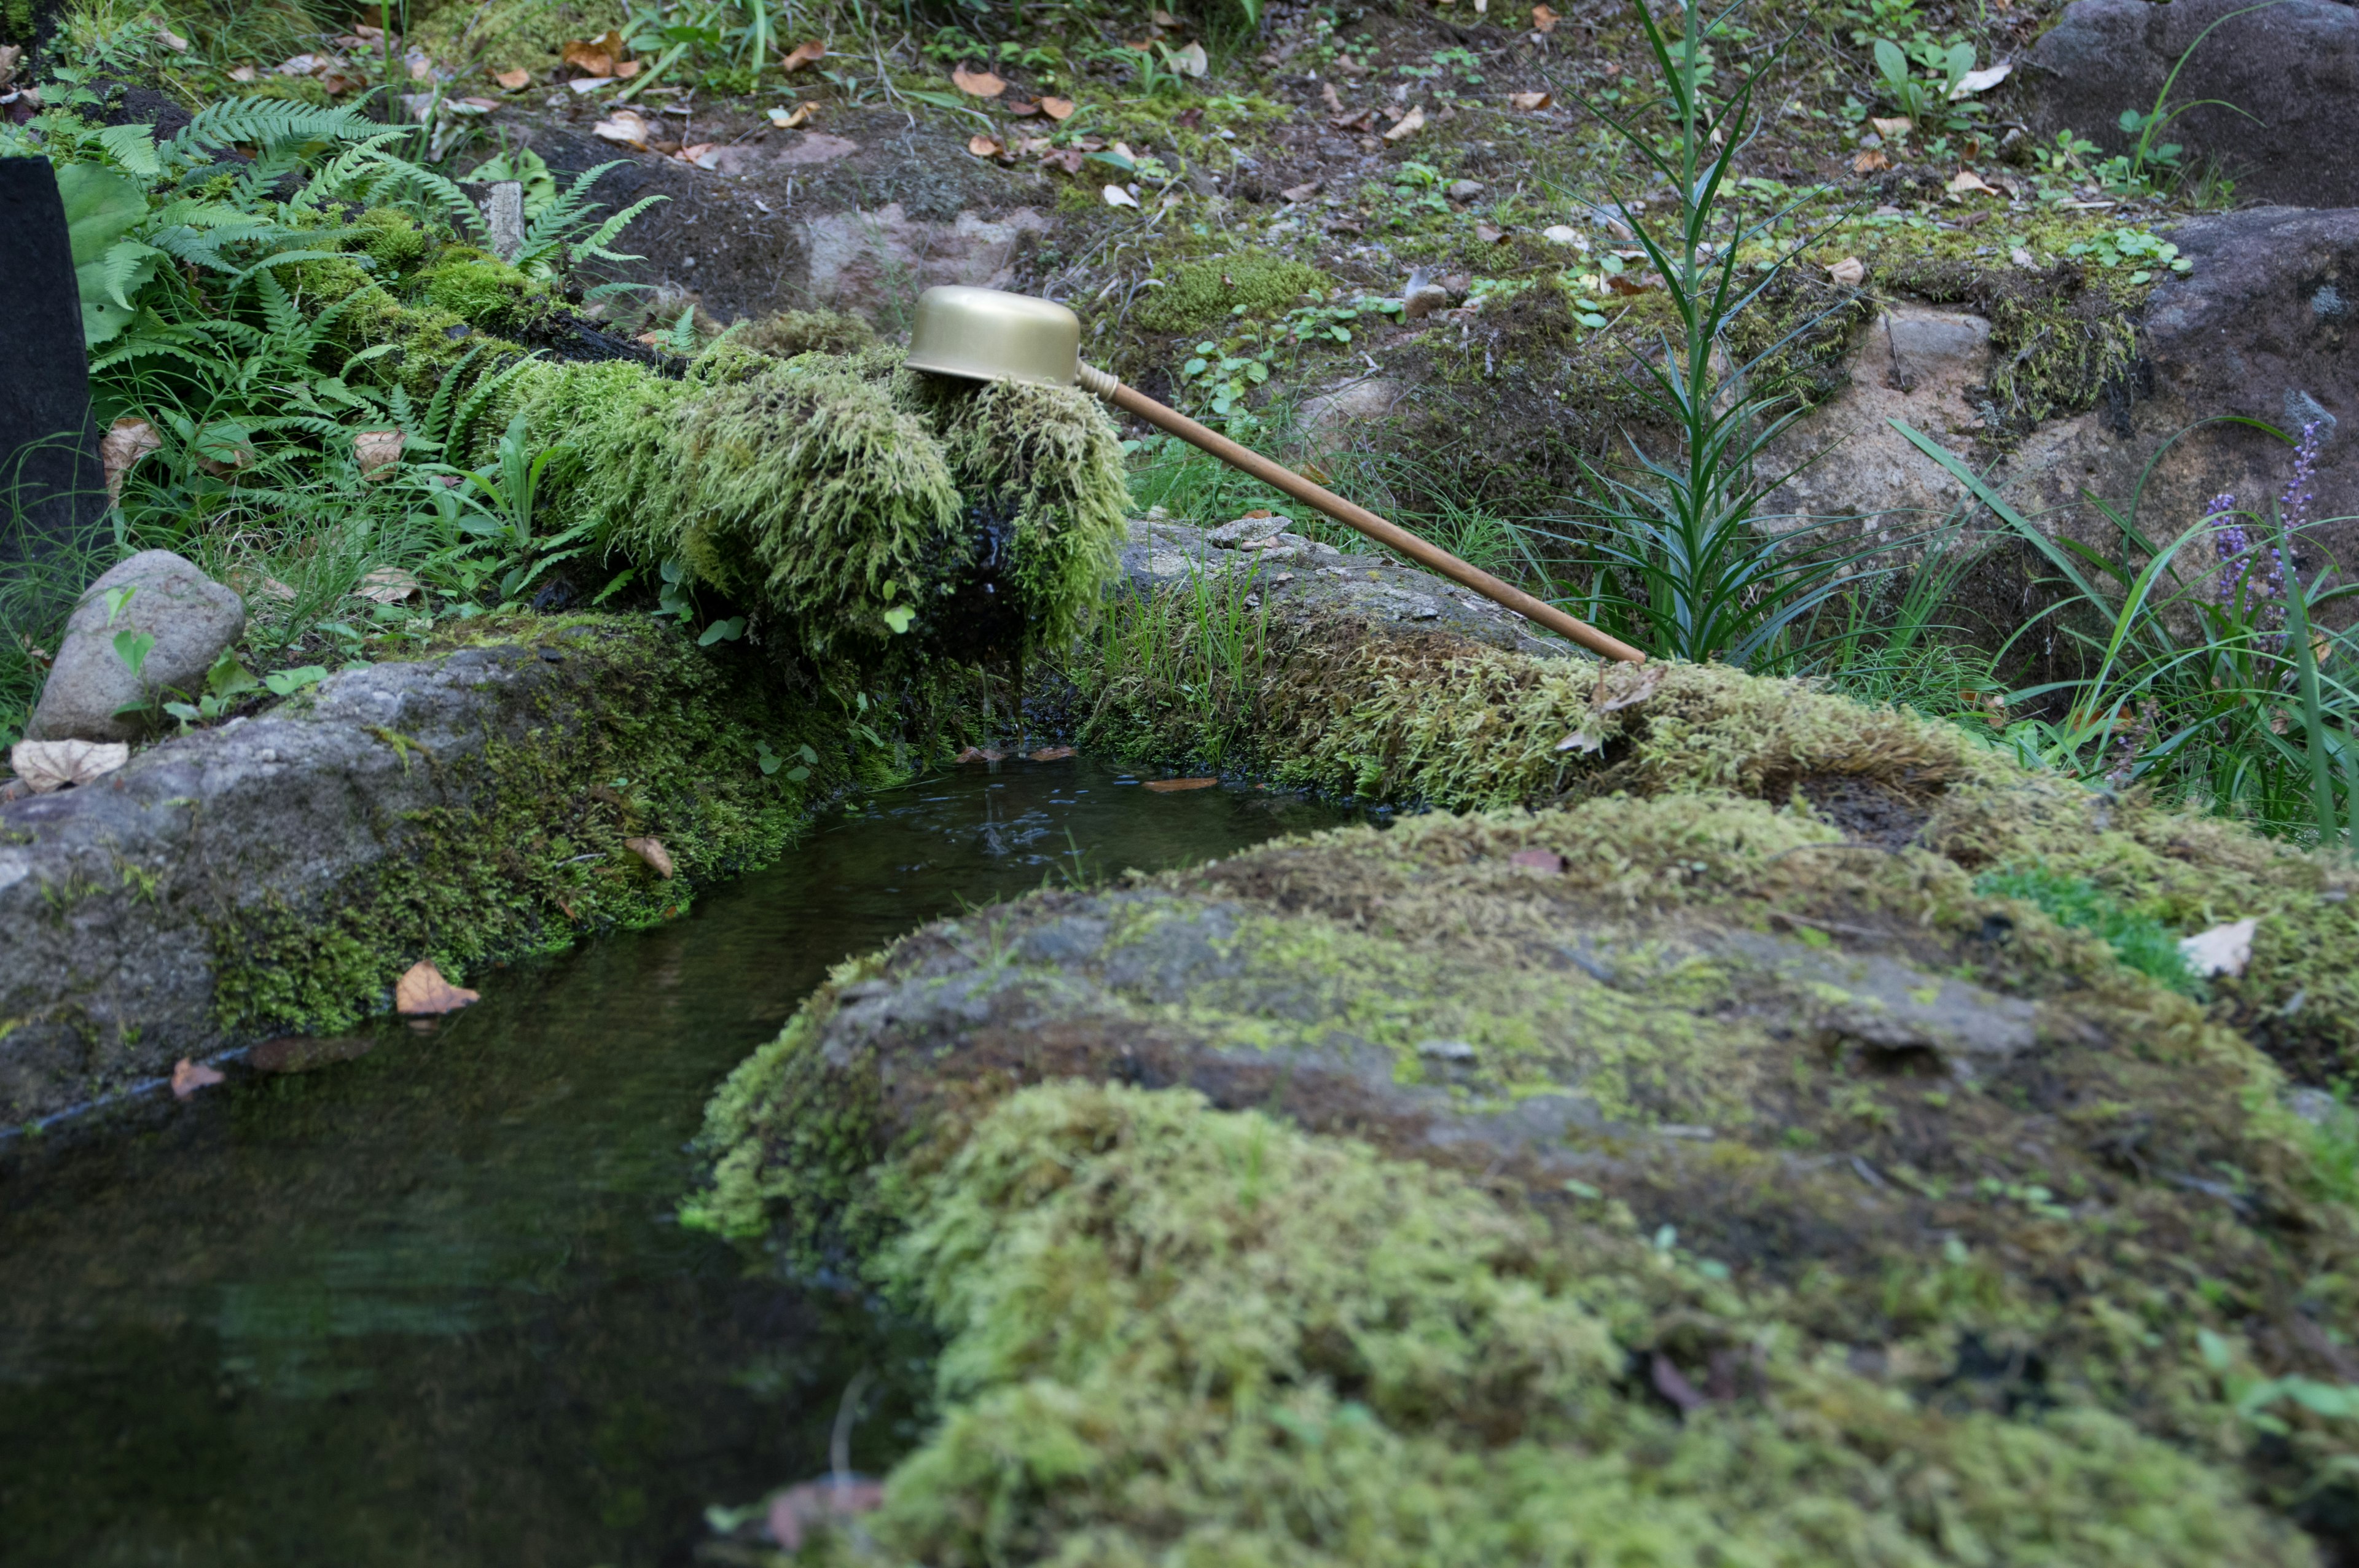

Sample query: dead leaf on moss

[1507,90,1552,110]
[1950,60,2010,98]
[1041,95,1074,120]
[171,1058,224,1098]
[778,39,824,72]
[1826,255,1866,286]
[354,566,420,604]
[1592,661,1666,713]
[1004,96,1042,116]
[1554,728,1603,755]
[2180,917,2258,978]
[101,416,161,504]
[11,739,130,792]
[1852,148,1889,173]
[492,68,529,89]
[394,960,479,1016]
[1320,82,1344,114]
[1382,104,1426,141]
[623,835,675,878]
[952,64,1004,97]
[1028,746,1078,761]
[1143,777,1218,792]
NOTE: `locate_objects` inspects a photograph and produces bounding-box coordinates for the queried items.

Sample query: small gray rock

[28,550,245,743]
[1207,515,1293,548]
[1445,179,1485,203]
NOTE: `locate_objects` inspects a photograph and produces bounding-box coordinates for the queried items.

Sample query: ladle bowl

[903,284,1646,663]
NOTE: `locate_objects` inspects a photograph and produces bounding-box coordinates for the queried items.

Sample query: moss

[1136,252,1332,335]
[414,252,560,333]
[206,616,850,1035]
[736,308,878,359]
[355,206,432,274]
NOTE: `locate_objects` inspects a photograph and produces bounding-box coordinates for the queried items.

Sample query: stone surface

[797,200,1049,314]
[26,550,245,743]
[0,156,106,579]
[2021,0,2359,208]
[1297,374,1409,434]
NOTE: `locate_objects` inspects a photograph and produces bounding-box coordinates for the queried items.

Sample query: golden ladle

[902,285,1646,664]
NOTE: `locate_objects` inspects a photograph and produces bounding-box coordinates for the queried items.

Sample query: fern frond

[96,123,163,177]
[569,193,667,265]
[167,100,376,159]
[288,130,410,210]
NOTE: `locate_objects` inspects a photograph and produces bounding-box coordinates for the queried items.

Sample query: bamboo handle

[1076,365,1645,664]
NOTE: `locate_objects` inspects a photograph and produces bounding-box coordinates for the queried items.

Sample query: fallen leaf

[1041,95,1074,119]
[1592,661,1666,713]
[1103,182,1139,208]
[1869,115,1912,139]
[568,76,615,94]
[147,17,190,50]
[1509,847,1567,872]
[1946,169,1998,195]
[952,64,1004,97]
[1606,271,1656,295]
[354,427,404,477]
[171,1058,224,1099]
[1382,104,1426,141]
[1532,4,1560,30]
[354,566,420,603]
[1169,40,1208,76]
[767,101,816,128]
[954,746,1004,763]
[768,1478,886,1551]
[594,109,654,147]
[1826,255,1866,286]
[394,959,479,1015]
[1331,108,1376,133]
[493,68,529,90]
[1474,220,1507,243]
[1005,96,1041,115]
[1043,149,1086,173]
[1507,90,1552,110]
[1280,179,1320,201]
[623,835,675,878]
[1851,148,1888,173]
[1143,777,1218,792]
[1554,728,1604,754]
[1950,60,2010,98]
[275,52,319,74]
[2179,918,2258,978]
[1321,82,1344,113]
[778,39,824,72]
[675,141,718,164]
[968,132,1003,157]
[10,738,130,792]
[101,416,161,503]
[562,30,628,77]
[2010,246,2036,269]
[229,63,257,82]
[1028,746,1078,760]
[1541,223,1581,244]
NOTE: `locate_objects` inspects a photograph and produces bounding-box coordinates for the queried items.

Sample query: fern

[511,161,666,276]
[164,100,376,160]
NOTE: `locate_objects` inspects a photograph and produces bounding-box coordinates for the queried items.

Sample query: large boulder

[2021,0,2359,208]
[26,550,245,743]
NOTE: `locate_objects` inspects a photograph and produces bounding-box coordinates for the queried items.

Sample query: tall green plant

[1544,0,1890,668]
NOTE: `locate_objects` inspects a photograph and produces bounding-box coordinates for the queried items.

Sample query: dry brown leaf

[1279,180,1320,201]
[171,1058,225,1099]
[1382,104,1426,141]
[1868,115,1912,139]
[491,67,530,89]
[1507,90,1552,110]
[1605,271,1656,295]
[1041,95,1074,120]
[1103,183,1140,208]
[1851,147,1888,173]
[1028,746,1078,761]
[675,141,717,164]
[354,566,420,604]
[968,133,1003,157]
[1508,847,1566,873]
[1474,220,1507,243]
[395,959,479,1015]
[354,427,403,477]
[1143,777,1218,792]
[1532,4,1560,31]
[1320,82,1344,113]
[1946,169,1998,195]
[954,746,1004,763]
[101,416,161,504]
[10,739,130,793]
[1826,255,1866,286]
[778,39,824,72]
[767,101,816,128]
[229,63,257,81]
[1004,96,1042,116]
[562,30,628,77]
[1951,61,2011,97]
[951,64,1005,97]
[623,835,675,878]
[594,109,654,147]
[1592,661,1666,713]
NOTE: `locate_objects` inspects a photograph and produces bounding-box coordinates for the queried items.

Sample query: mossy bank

[0,616,887,1125]
[695,565,2359,1565]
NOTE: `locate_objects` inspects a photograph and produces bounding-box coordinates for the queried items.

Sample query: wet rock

[2022,0,2359,208]
[797,200,1049,314]
[27,551,245,743]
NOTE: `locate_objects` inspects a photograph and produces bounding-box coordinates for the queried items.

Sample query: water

[0,760,1357,1567]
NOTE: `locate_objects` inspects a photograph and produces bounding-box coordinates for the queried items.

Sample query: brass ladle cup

[903,285,1646,664]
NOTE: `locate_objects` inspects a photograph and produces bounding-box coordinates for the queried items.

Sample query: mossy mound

[697,593,2359,1563]
[1135,252,1331,335]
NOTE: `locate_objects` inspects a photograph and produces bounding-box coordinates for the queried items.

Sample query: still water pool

[0,759,1358,1567]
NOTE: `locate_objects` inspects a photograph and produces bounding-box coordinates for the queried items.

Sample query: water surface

[0,760,1356,1567]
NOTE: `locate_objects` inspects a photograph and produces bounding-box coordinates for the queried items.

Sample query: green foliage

[1136,252,1329,334]
[1974,864,2197,993]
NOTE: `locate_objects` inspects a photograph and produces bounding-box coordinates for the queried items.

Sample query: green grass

[1974,863,2197,994]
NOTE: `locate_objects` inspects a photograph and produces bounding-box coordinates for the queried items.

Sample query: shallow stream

[0,759,1357,1567]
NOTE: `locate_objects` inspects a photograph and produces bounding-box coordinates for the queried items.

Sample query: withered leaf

[493,67,529,89]
[394,959,479,1015]
[1040,95,1075,119]
[171,1058,225,1099]
[1826,255,1866,286]
[1592,661,1666,713]
[778,39,824,72]
[968,133,1003,157]
[101,416,161,504]
[1532,4,1560,31]
[1382,105,1426,141]
[953,746,1004,763]
[354,427,404,477]
[1852,147,1889,173]
[623,835,675,878]
[11,739,130,793]
[1143,777,1218,792]
[951,64,1004,97]
[354,565,420,603]
[1507,90,1552,110]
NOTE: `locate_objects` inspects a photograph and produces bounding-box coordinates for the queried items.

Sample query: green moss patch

[1136,252,1332,335]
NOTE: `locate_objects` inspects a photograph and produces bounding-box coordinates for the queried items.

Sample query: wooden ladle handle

[1077,364,1646,663]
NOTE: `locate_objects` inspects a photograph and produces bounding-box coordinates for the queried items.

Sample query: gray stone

[2021,0,2359,208]
[797,200,1050,314]
[1207,514,1292,547]
[28,550,245,743]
